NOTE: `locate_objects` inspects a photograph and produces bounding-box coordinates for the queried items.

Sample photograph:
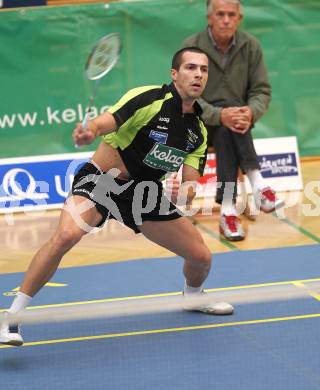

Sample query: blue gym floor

[1,244,320,390]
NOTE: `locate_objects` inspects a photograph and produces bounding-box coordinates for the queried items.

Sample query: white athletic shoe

[254,187,285,213]
[183,291,234,315]
[219,214,245,242]
[0,312,24,347]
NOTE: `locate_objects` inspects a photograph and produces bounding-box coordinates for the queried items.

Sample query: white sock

[220,200,238,216]
[7,291,32,314]
[246,169,265,192]
[184,281,203,295]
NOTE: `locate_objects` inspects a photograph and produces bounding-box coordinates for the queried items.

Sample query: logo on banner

[0,168,49,203]
[0,155,90,212]
[258,153,298,178]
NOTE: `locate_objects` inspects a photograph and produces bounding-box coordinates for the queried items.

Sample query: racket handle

[82,111,90,130]
[75,108,91,148]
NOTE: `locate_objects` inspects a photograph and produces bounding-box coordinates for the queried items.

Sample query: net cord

[1,282,319,325]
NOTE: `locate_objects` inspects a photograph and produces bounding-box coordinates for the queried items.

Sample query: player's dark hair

[171,47,208,71]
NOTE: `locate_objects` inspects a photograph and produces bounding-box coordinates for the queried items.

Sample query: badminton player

[0,47,233,346]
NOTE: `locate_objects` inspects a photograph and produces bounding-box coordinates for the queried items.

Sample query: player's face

[171,51,208,101]
[208,0,242,44]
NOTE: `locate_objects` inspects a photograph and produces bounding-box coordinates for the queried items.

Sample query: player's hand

[165,172,180,204]
[72,122,98,147]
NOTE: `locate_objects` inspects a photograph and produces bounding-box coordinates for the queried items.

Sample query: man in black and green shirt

[1,47,233,347]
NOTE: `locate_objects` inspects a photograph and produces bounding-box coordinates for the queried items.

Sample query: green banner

[0,0,319,157]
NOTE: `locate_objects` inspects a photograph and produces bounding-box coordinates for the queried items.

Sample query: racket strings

[86,34,121,80]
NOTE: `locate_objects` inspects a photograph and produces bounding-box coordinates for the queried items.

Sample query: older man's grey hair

[206,0,243,16]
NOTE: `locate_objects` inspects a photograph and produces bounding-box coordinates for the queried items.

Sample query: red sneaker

[219,215,245,241]
[255,187,285,213]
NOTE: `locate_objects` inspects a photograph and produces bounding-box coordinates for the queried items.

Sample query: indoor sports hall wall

[0,0,319,158]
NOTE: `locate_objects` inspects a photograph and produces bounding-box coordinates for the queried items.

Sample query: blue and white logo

[149,130,168,145]
[258,153,298,178]
[0,154,91,212]
[186,142,195,152]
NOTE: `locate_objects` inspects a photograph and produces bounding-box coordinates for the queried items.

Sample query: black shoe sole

[0,340,23,347]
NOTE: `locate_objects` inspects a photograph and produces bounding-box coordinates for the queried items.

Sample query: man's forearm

[197,98,222,127]
[91,112,118,136]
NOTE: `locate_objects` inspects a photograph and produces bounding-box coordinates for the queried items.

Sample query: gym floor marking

[1,312,320,349]
[272,213,320,244]
[293,281,320,301]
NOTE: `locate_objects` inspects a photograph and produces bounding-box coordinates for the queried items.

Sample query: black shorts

[71,162,182,233]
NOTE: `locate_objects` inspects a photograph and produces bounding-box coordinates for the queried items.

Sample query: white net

[2,281,319,326]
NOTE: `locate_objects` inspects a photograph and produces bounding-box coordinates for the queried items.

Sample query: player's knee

[200,250,212,270]
[52,226,84,250]
[189,246,212,270]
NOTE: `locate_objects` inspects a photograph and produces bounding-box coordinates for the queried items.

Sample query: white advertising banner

[196,136,303,198]
[0,137,303,213]
[246,136,303,192]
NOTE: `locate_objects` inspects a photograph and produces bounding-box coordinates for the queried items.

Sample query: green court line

[272,213,320,244]
[1,277,320,312]
[194,210,320,249]
[192,219,239,251]
[1,312,319,349]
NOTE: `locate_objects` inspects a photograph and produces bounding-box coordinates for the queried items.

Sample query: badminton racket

[76,33,121,147]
